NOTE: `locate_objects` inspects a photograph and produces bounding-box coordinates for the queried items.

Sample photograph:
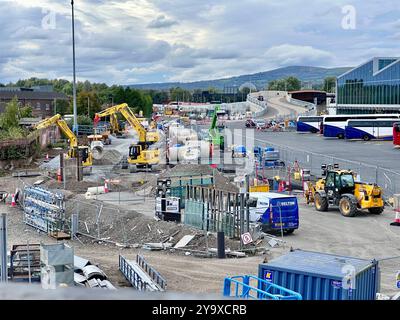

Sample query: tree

[170,87,192,102]
[286,76,301,91]
[55,99,71,115]
[19,105,33,118]
[267,77,301,91]
[77,91,101,118]
[0,97,20,129]
[323,77,336,93]
[141,94,153,117]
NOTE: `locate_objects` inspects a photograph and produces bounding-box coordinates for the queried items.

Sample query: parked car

[246,119,256,128]
[254,119,267,129]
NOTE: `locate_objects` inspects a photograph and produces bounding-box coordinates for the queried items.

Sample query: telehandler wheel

[315,193,328,212]
[368,207,384,215]
[339,196,357,217]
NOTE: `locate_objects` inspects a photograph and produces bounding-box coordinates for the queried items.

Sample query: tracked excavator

[94,103,160,172]
[35,114,93,168]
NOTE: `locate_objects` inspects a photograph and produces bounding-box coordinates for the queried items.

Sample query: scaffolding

[22,186,68,238]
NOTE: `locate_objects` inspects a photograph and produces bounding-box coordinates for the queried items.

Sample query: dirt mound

[93,149,123,166]
[45,179,98,194]
[67,194,241,252]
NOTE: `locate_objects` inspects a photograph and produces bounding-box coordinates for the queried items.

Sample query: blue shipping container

[258,250,380,300]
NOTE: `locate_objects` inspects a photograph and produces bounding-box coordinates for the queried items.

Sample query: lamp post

[71,0,78,134]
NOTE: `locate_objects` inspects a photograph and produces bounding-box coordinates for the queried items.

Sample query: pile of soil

[67,195,242,253]
[140,164,239,196]
[45,179,99,194]
[93,149,123,166]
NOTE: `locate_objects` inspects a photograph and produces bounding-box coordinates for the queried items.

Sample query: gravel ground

[1,181,400,296]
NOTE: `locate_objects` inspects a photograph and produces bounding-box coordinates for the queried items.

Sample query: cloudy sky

[0,0,399,85]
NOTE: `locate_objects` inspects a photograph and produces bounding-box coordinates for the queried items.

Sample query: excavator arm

[210,105,220,130]
[35,114,78,148]
[95,103,147,143]
[110,114,120,133]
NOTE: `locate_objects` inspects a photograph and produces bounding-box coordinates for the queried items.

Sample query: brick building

[0,87,69,119]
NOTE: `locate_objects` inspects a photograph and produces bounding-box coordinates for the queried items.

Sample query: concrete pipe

[168,146,180,162]
[185,140,210,158]
[178,146,201,162]
[90,141,104,160]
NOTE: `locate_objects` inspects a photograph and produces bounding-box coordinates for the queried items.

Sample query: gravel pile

[93,149,123,166]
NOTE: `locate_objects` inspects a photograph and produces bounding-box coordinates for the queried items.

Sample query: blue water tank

[258,250,380,300]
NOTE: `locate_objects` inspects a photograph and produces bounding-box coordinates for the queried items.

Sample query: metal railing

[136,255,167,291]
[223,275,302,300]
[119,255,148,291]
[250,136,400,199]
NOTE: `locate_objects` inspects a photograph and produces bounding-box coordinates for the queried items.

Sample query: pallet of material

[50,231,71,240]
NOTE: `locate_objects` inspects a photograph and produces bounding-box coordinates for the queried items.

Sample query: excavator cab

[68,146,92,166]
[129,145,142,161]
[78,146,90,164]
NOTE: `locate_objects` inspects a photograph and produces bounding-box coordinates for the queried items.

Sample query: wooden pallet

[50,231,71,240]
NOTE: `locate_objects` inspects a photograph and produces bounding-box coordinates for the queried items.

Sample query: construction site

[0,93,399,301]
[1,1,400,304]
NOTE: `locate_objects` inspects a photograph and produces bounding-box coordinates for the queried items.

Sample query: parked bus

[323,114,400,139]
[394,122,400,146]
[345,119,400,141]
[296,116,324,133]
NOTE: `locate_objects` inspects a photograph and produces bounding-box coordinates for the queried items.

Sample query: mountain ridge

[128,65,351,91]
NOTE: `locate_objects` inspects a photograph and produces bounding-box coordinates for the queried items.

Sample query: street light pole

[71,0,78,134]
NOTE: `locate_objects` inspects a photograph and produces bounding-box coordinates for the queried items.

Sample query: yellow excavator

[305,164,384,217]
[94,103,160,172]
[35,114,93,167]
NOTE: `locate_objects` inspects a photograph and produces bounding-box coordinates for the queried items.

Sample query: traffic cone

[278,181,284,192]
[57,168,62,183]
[11,194,16,207]
[104,180,109,193]
[390,211,400,226]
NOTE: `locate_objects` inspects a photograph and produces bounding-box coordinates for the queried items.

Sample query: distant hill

[128,66,351,91]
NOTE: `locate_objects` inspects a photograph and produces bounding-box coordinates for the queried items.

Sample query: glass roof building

[336,57,400,114]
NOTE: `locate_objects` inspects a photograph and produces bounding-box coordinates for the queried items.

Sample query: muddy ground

[1,173,400,297]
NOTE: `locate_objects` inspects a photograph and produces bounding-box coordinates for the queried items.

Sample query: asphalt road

[229,122,400,173]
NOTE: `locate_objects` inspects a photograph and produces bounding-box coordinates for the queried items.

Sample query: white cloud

[264,45,334,67]
[0,0,399,84]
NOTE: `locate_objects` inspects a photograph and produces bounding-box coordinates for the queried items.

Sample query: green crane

[208,105,225,150]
